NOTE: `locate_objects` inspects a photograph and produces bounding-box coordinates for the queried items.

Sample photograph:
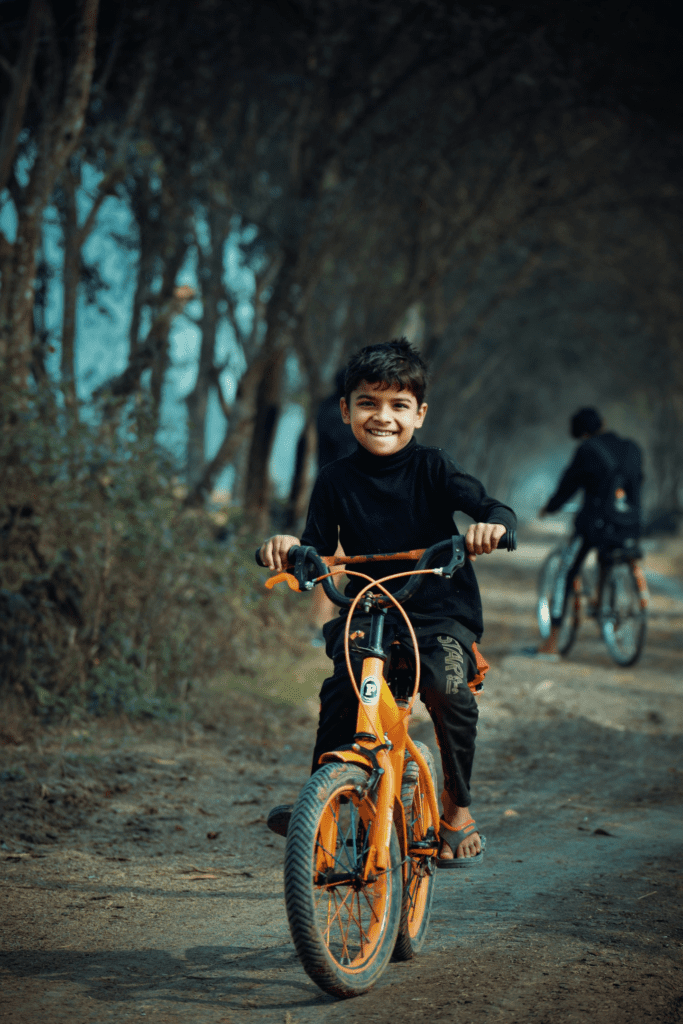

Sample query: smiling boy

[259,339,516,864]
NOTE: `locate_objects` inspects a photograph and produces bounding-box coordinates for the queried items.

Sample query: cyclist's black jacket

[300,438,517,649]
[545,431,642,542]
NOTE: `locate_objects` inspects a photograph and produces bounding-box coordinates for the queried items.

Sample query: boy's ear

[340,396,351,423]
[415,402,428,428]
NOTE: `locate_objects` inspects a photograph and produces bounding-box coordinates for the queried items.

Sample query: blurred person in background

[533,406,643,658]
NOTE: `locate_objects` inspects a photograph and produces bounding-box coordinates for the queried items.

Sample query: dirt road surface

[2,531,682,1023]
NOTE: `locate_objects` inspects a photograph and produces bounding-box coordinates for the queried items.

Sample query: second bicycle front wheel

[599,562,647,666]
[284,762,402,999]
[537,548,579,654]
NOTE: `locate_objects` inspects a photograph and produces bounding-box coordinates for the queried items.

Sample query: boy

[259,339,516,864]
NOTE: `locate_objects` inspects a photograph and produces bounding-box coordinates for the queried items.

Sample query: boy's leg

[413,635,482,860]
[310,660,360,773]
[310,620,365,773]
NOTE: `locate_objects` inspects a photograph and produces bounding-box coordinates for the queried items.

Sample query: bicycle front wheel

[393,740,438,961]
[599,562,647,666]
[537,548,579,654]
[284,762,402,999]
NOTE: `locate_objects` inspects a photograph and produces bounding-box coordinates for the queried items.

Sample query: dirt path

[1,533,682,1023]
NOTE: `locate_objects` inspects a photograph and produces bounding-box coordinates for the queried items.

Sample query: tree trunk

[243,348,286,531]
[183,250,299,509]
[0,0,43,194]
[284,416,317,533]
[1,0,99,390]
[185,208,231,487]
[58,169,79,408]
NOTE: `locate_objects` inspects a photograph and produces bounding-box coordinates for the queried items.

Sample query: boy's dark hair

[344,338,429,406]
[570,406,603,438]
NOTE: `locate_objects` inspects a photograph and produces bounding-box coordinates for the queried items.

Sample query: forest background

[1,0,682,724]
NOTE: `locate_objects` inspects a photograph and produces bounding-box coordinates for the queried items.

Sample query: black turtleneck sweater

[300,439,517,646]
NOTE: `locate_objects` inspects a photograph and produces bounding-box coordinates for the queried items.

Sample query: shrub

[0,383,274,719]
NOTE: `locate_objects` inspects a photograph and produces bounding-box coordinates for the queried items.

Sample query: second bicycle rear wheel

[599,562,647,666]
[284,762,402,999]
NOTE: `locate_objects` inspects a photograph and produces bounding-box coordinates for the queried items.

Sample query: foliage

[0,380,287,719]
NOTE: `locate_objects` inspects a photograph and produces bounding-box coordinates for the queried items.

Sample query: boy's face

[340,381,428,457]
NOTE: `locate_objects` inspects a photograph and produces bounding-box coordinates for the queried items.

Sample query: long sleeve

[441,456,517,531]
[545,452,583,513]
[300,472,340,555]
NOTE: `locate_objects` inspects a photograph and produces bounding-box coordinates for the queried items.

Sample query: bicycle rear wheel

[536,548,579,654]
[284,762,402,999]
[599,562,647,666]
[393,740,438,961]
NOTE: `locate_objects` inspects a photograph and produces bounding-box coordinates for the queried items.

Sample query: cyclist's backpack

[586,436,641,545]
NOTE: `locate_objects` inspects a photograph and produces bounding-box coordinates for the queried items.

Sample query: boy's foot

[536,624,561,656]
[267,805,292,838]
[438,793,483,862]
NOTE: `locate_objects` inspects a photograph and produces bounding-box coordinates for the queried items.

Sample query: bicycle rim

[537,549,578,654]
[393,741,437,960]
[600,563,647,666]
[537,550,562,639]
[284,763,402,998]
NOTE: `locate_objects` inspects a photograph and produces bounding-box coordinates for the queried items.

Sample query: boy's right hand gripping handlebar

[255,530,516,608]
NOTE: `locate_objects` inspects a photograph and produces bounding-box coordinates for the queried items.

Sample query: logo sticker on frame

[360,677,380,706]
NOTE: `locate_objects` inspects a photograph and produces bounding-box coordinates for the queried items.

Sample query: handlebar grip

[496,530,517,552]
[254,548,266,567]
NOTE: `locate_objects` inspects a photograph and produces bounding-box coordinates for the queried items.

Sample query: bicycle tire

[536,548,579,655]
[599,562,647,667]
[284,762,402,999]
[393,740,438,961]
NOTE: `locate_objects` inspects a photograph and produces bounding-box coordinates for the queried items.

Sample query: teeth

[369,430,394,436]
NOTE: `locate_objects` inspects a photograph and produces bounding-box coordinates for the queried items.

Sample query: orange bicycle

[259,531,516,998]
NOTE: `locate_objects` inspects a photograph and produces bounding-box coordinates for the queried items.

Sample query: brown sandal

[436,817,486,869]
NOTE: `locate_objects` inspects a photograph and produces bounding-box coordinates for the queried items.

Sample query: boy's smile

[340,381,428,456]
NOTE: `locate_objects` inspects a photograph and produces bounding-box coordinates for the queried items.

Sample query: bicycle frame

[317,600,441,877]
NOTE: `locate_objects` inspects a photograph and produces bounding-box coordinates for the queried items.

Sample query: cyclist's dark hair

[343,338,429,406]
[570,406,603,438]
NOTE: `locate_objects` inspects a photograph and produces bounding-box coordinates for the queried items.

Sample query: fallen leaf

[504,809,519,817]
[206,831,220,840]
[592,828,615,836]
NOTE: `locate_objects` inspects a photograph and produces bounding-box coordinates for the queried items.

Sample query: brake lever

[432,536,467,578]
[291,545,317,591]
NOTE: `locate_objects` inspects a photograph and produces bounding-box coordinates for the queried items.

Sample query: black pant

[550,534,632,626]
[311,618,479,807]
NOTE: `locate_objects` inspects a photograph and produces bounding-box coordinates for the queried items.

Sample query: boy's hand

[259,535,300,572]
[465,522,507,560]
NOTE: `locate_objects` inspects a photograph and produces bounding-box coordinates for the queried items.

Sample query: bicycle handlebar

[255,530,516,609]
